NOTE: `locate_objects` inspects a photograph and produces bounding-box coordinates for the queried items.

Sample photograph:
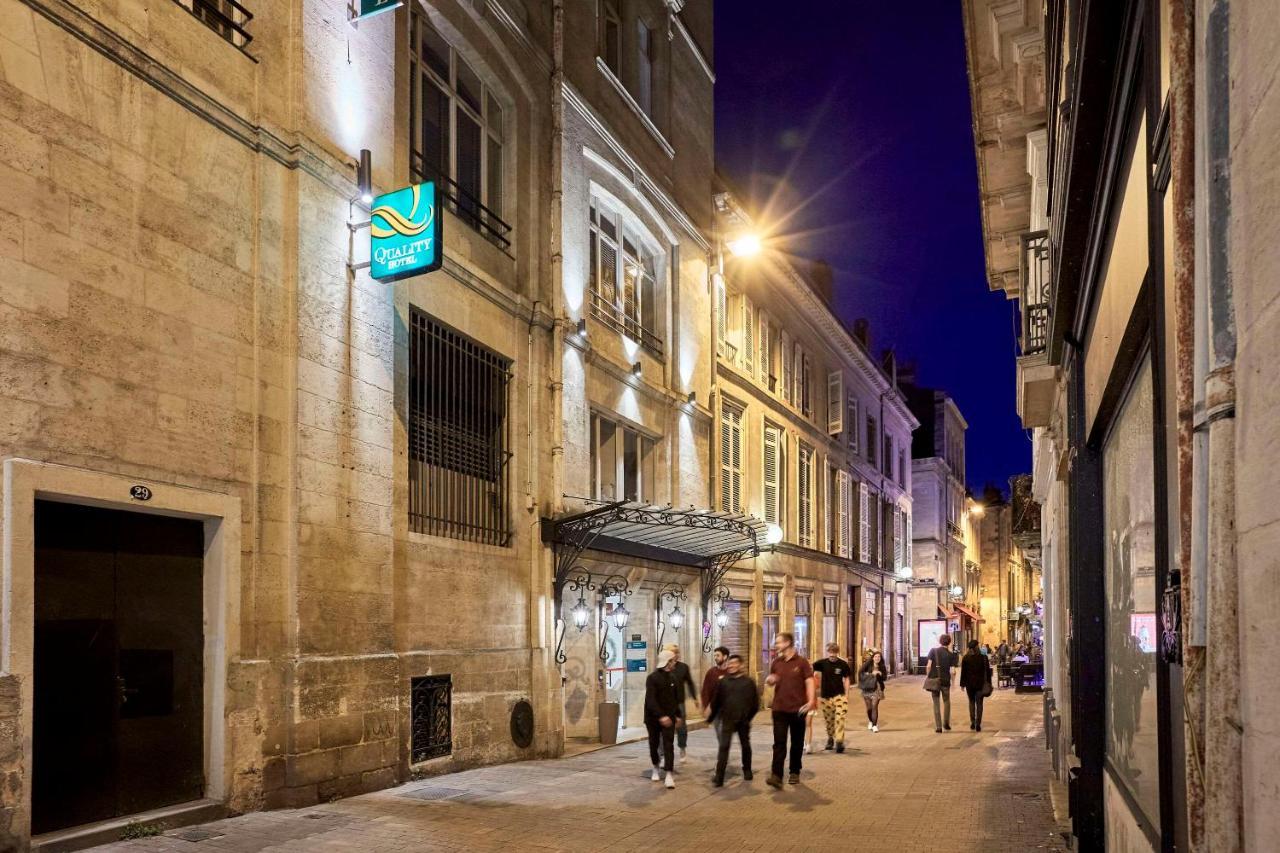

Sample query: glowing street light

[969,503,985,517]
[764,523,784,545]
[727,233,762,258]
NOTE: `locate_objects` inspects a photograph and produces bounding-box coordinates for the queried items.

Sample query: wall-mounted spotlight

[576,318,588,338]
[356,149,373,205]
[630,361,642,378]
[686,391,696,406]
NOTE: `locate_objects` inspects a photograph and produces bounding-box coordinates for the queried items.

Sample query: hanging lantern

[571,596,590,631]
[669,605,684,631]
[612,602,630,630]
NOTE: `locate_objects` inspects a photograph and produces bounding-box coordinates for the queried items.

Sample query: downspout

[1196,1,1241,849]
[1169,0,1205,847]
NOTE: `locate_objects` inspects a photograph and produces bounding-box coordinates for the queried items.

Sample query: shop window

[1103,357,1160,827]
[822,594,838,652]
[795,593,811,659]
[762,589,780,673]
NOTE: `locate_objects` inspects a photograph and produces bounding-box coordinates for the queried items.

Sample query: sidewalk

[95,677,1070,852]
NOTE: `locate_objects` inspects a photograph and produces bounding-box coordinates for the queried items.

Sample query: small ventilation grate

[399,786,468,802]
[173,828,224,842]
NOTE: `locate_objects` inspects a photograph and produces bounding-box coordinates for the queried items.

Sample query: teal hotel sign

[370,182,442,283]
[354,0,402,22]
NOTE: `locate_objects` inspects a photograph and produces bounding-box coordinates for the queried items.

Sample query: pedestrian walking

[997,638,1010,662]
[960,639,993,731]
[644,649,680,789]
[662,644,699,762]
[700,646,730,717]
[812,643,851,752]
[707,654,759,787]
[924,634,958,733]
[858,650,888,732]
[764,632,815,788]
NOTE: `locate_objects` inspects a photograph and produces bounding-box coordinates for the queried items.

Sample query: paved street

[99,678,1068,853]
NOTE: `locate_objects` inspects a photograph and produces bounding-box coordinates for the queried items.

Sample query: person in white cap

[645,648,681,789]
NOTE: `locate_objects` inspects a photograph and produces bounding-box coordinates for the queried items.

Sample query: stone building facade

[0,0,571,846]
[709,191,917,678]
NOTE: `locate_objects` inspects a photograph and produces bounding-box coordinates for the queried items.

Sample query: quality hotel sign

[370,182,442,283]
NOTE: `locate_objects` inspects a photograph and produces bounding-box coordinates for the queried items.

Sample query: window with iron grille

[173,0,252,50]
[408,309,512,545]
[410,675,452,763]
[410,8,510,251]
[589,199,663,354]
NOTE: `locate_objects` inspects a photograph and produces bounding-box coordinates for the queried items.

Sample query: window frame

[590,411,659,504]
[588,196,665,355]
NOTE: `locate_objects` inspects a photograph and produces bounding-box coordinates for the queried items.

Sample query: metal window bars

[1020,230,1051,355]
[408,310,513,546]
[588,288,664,356]
[172,0,253,51]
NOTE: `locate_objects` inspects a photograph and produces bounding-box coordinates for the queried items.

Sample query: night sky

[714,3,1029,494]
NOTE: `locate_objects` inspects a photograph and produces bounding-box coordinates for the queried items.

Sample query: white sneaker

[651,767,661,782]
[868,722,873,731]
[679,748,687,762]
[803,743,811,754]
[872,725,879,733]
[664,772,676,789]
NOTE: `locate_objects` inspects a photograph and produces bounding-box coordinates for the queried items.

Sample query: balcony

[1016,230,1057,428]
[589,289,663,356]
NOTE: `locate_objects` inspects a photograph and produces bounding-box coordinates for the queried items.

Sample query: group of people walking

[641,633,895,790]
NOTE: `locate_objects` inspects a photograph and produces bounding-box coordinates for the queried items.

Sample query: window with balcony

[588,199,663,354]
[591,413,658,503]
[1020,230,1051,355]
[410,10,510,251]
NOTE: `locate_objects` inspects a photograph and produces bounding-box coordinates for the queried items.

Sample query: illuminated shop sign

[370,182,442,282]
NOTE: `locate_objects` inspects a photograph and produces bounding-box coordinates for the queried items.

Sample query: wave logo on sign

[370,182,442,282]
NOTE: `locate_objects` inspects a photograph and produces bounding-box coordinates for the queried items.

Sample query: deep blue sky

[714,2,1029,494]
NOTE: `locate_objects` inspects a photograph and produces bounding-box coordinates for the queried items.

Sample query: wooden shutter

[893,506,903,570]
[720,405,743,513]
[847,399,858,452]
[801,353,812,416]
[758,310,771,384]
[834,468,844,555]
[780,330,792,404]
[798,445,812,547]
[715,275,727,352]
[827,371,843,435]
[763,424,780,524]
[793,342,803,405]
[741,297,754,375]
[859,481,870,563]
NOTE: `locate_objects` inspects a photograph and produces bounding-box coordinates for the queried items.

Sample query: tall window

[798,443,814,548]
[898,448,906,487]
[591,413,657,503]
[588,199,661,353]
[893,506,903,571]
[720,404,743,512]
[866,414,878,466]
[858,481,871,563]
[884,435,893,476]
[408,309,511,545]
[636,20,654,116]
[836,470,851,559]
[762,423,784,526]
[846,398,859,453]
[410,10,506,246]
[794,593,812,659]
[600,0,620,74]
[762,589,780,673]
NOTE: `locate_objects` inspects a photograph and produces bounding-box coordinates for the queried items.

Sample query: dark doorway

[34,501,205,834]
[847,586,861,662]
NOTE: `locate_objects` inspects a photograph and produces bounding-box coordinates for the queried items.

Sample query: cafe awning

[952,603,982,622]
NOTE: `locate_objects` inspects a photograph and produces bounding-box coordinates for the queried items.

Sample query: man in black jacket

[662,644,699,762]
[707,654,760,787]
[645,649,681,789]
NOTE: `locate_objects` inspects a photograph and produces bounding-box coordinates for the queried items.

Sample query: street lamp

[950,584,964,598]
[765,523,784,545]
[726,232,762,257]
[595,574,632,663]
[656,581,688,648]
[611,602,630,630]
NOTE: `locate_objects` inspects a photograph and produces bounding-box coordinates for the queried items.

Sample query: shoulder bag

[859,670,879,693]
[922,673,940,693]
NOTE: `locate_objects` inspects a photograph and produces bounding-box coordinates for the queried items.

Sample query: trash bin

[597,701,620,744]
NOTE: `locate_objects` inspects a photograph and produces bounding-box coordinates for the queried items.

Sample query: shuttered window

[846,398,859,453]
[715,275,727,352]
[837,470,851,559]
[893,506,903,571]
[763,423,782,525]
[758,310,771,385]
[801,353,812,417]
[798,443,814,548]
[741,297,754,375]
[792,342,803,407]
[827,371,843,435]
[780,330,793,404]
[720,404,743,513]
[859,481,871,563]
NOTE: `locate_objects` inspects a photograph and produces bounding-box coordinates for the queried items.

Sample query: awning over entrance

[951,603,982,622]
[543,501,766,661]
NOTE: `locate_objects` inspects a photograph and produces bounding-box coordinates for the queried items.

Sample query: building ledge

[1016,350,1058,428]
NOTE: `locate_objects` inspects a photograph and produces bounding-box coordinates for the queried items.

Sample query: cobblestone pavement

[99,677,1069,852]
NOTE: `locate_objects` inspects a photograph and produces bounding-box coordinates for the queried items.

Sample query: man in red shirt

[765,632,815,787]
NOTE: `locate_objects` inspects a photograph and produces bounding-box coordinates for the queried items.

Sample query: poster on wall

[918,619,947,656]
[1130,612,1157,654]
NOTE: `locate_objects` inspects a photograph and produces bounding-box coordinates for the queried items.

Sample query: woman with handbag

[959,639,993,731]
[857,651,888,732]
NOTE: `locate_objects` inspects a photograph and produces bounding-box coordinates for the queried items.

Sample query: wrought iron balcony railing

[1020,230,1051,356]
[411,160,513,254]
[173,0,253,51]
[588,288,664,356]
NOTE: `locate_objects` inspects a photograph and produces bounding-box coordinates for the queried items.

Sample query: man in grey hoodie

[707,654,760,787]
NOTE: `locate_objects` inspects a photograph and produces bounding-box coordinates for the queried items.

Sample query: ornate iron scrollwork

[1161,570,1182,665]
[655,581,688,650]
[596,574,632,663]
[702,584,732,653]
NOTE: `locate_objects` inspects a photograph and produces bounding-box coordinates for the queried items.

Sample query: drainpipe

[1195,1,1241,849]
[1170,0,1205,847]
